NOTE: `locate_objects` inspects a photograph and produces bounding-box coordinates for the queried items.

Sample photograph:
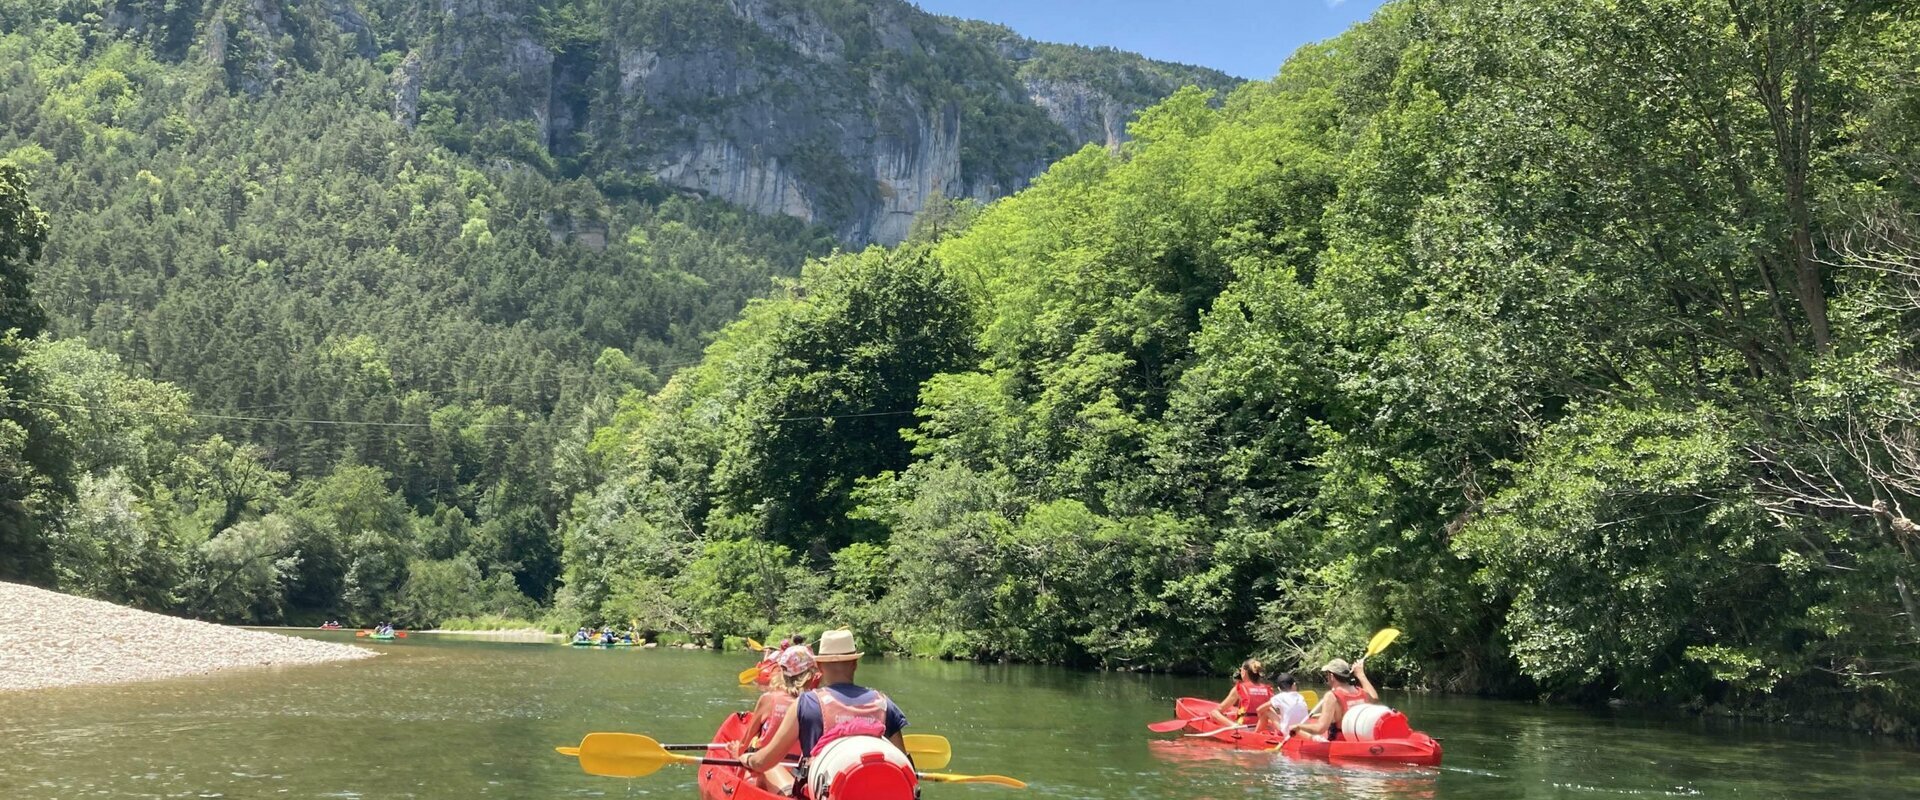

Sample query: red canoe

[1170,697,1442,767]
[698,712,918,800]
[697,713,789,800]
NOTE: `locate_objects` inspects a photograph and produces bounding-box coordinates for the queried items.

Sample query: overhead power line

[2,398,532,429]
[769,410,918,422]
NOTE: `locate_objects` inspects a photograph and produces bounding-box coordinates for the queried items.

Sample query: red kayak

[698,713,786,800]
[1169,697,1442,767]
[697,713,916,800]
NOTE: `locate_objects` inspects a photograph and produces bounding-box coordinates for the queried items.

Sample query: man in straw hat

[741,628,908,773]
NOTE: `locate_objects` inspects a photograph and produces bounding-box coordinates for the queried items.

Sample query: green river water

[3,633,1916,799]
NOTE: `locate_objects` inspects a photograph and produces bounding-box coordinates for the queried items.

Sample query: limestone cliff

[95,0,1239,245]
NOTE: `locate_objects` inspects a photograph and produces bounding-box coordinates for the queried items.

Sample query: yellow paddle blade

[919,772,1026,788]
[1300,689,1319,708]
[1366,628,1402,657]
[555,746,580,757]
[746,637,765,651]
[573,732,698,778]
[905,734,951,770]
[738,665,762,685]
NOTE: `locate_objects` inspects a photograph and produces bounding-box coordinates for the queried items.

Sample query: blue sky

[912,0,1390,79]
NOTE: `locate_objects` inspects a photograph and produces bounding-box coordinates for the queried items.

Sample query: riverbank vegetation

[555,1,1920,734]
[3,0,1919,735]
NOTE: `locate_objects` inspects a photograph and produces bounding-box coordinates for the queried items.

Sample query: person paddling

[735,645,819,790]
[1206,658,1275,732]
[742,629,910,796]
[1290,658,1379,741]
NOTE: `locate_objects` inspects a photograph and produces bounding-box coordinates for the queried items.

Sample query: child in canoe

[1259,672,1313,735]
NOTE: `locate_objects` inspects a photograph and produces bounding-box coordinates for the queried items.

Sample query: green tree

[713,247,979,554]
[0,160,67,584]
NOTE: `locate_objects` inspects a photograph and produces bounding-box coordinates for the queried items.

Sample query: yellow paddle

[738,637,776,684]
[1366,628,1401,658]
[559,734,951,770]
[904,734,952,770]
[919,772,1027,788]
[559,733,1018,787]
[561,732,695,778]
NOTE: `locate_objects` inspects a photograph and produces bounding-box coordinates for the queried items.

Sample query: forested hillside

[0,1,1214,627]
[558,0,1920,734]
[4,0,1920,737]
[3,0,1235,244]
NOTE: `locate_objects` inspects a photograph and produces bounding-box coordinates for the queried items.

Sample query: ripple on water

[4,638,1918,800]
[1550,783,1704,797]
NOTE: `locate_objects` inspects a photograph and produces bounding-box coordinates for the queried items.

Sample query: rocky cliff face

[1026,78,1131,151]
[100,0,1238,245]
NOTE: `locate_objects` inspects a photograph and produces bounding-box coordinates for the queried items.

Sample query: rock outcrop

[93,0,1239,245]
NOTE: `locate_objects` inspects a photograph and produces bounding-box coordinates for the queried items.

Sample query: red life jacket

[809,687,892,756]
[1234,682,1274,724]
[754,693,794,745]
[1332,685,1368,706]
[1327,684,1369,740]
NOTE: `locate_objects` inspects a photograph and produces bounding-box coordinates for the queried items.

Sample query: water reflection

[1147,740,1438,800]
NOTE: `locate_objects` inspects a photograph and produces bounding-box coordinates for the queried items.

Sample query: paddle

[1366,628,1400,658]
[643,734,951,770]
[559,733,1018,787]
[919,772,1026,788]
[746,637,766,651]
[904,733,953,770]
[1186,724,1248,738]
[737,665,764,685]
[1145,714,1201,733]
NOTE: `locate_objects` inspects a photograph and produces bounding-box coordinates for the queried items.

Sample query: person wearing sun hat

[1290,656,1380,741]
[741,628,909,778]
[735,645,820,793]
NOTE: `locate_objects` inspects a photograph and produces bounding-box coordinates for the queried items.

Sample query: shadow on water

[0,633,1914,799]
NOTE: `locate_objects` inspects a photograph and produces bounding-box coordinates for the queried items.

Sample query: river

[1,634,1915,799]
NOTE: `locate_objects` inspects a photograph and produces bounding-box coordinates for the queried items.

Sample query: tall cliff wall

[95,0,1240,245]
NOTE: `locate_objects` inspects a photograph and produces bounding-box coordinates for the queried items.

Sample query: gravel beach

[0,582,375,692]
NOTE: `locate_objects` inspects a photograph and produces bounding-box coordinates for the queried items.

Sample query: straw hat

[1320,658,1353,678]
[814,629,863,663]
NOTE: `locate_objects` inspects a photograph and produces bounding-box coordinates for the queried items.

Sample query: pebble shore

[0,582,375,692]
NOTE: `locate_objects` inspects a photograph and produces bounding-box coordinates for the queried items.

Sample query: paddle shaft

[1187,724,1250,738]
[650,756,1014,787]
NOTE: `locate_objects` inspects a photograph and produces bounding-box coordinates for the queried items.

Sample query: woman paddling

[735,645,818,791]
[1206,658,1275,732]
[1290,658,1378,741]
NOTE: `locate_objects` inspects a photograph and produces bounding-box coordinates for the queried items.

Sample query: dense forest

[4,0,1920,736]
[0,0,1210,629]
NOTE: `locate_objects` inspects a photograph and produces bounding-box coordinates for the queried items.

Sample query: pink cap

[778,646,816,676]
